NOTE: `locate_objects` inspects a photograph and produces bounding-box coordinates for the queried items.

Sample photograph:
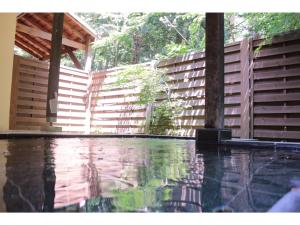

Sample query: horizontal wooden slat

[254,68,300,80]
[19,75,48,85]
[253,30,300,47]
[18,56,49,69]
[18,91,47,100]
[254,93,300,103]
[59,81,87,91]
[254,105,300,114]
[91,112,145,119]
[58,103,85,111]
[16,117,46,123]
[15,125,43,131]
[57,111,86,118]
[90,104,146,113]
[254,56,300,69]
[58,126,86,132]
[16,108,46,116]
[58,96,85,104]
[59,69,88,80]
[91,120,145,126]
[254,117,300,126]
[254,129,300,139]
[19,67,48,77]
[254,43,300,58]
[19,83,47,93]
[59,74,88,84]
[17,99,46,108]
[90,127,143,134]
[225,62,240,73]
[58,89,86,97]
[55,118,86,125]
[254,80,300,91]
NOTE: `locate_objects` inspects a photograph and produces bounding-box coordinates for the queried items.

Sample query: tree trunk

[132,32,142,64]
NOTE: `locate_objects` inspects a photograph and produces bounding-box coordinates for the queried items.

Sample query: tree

[57,13,300,70]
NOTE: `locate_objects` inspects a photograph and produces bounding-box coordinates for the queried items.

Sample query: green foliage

[14,46,32,58]
[114,65,178,134]
[74,13,208,70]
[242,13,300,39]
[81,12,300,70]
[114,64,169,105]
[149,101,176,135]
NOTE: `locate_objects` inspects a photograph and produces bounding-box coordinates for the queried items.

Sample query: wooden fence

[90,30,300,140]
[9,55,89,132]
[90,43,242,137]
[251,31,300,140]
[156,42,242,137]
[9,29,300,140]
[90,65,150,134]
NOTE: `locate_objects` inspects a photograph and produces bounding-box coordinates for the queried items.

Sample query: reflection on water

[0,138,300,212]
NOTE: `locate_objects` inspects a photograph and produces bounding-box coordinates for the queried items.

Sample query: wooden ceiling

[15,13,96,60]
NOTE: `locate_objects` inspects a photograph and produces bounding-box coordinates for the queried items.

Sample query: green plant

[150,101,176,135]
[114,64,169,104]
[115,65,179,134]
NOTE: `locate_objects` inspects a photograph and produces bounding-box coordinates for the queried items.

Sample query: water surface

[0,137,299,212]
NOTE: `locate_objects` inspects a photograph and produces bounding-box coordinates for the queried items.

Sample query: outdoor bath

[0,136,299,212]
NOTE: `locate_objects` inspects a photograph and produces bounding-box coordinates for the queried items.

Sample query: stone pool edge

[0,131,300,151]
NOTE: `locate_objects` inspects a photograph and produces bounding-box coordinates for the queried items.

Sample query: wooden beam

[19,16,53,50]
[15,38,44,59]
[46,13,64,122]
[16,23,86,50]
[16,32,49,56]
[204,13,224,129]
[66,47,83,70]
[32,13,86,42]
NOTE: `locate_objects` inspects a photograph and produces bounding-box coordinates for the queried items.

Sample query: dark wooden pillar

[204,13,224,129]
[46,13,64,122]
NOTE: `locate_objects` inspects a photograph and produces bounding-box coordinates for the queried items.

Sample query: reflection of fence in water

[2,139,45,212]
[162,145,204,212]
[53,138,145,209]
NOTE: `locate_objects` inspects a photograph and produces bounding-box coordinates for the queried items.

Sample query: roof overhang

[15,13,96,60]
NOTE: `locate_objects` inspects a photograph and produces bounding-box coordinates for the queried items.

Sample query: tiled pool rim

[0,131,300,151]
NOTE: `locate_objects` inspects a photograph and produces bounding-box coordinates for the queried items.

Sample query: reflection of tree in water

[112,139,201,212]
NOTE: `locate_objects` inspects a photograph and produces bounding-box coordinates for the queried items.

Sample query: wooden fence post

[84,73,92,134]
[249,38,254,139]
[144,103,154,134]
[240,39,251,138]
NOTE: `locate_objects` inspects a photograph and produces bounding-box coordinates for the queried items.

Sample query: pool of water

[0,137,299,212]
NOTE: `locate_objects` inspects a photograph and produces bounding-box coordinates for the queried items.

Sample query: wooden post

[84,38,93,133]
[84,38,93,72]
[240,39,250,138]
[144,103,154,134]
[204,13,224,129]
[249,38,254,139]
[46,13,64,123]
